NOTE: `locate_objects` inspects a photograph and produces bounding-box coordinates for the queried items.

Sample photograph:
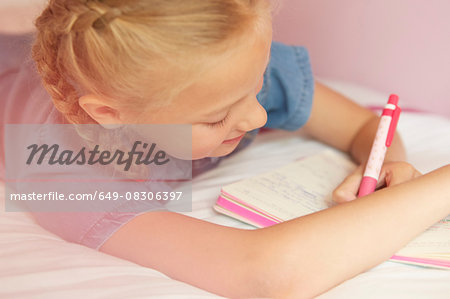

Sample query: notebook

[214,149,450,269]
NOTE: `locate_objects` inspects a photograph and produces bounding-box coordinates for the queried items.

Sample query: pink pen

[358,94,402,197]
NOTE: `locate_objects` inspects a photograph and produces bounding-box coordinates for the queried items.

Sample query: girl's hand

[333,161,422,203]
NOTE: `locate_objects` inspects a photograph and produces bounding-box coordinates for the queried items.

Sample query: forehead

[171,29,272,116]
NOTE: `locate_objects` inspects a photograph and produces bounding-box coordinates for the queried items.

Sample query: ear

[79,94,123,128]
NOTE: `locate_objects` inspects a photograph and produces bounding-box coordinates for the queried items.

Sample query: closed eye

[206,113,230,128]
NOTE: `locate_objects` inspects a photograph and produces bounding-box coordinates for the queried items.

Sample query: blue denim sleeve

[257,41,314,131]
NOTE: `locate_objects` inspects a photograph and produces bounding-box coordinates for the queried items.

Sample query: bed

[1,80,449,298]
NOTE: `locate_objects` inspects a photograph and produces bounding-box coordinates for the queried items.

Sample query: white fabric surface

[1,81,449,298]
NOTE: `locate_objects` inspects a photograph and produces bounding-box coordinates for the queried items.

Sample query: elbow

[241,248,316,298]
[221,230,329,298]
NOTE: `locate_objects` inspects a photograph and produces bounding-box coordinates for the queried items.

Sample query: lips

[222,134,245,144]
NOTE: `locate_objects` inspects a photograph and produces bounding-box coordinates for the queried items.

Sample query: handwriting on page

[224,150,357,221]
[396,218,450,256]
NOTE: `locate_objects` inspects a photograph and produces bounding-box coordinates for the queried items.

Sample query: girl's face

[137,29,272,160]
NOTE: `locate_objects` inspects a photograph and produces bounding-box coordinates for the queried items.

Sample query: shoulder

[270,41,310,62]
[0,34,64,125]
[257,41,314,131]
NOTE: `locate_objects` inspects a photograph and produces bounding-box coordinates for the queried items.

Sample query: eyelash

[207,113,230,128]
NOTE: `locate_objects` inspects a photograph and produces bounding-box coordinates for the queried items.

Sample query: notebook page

[396,216,450,257]
[222,150,357,221]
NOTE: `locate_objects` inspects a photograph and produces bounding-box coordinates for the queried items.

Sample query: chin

[192,143,239,160]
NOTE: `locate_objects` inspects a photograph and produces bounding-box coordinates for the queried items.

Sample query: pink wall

[273,0,450,117]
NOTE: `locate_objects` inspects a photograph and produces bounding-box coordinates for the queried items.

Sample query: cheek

[191,127,226,158]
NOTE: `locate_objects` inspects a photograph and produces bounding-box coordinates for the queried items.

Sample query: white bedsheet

[1,81,449,298]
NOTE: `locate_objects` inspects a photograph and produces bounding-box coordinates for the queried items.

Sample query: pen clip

[386,105,401,147]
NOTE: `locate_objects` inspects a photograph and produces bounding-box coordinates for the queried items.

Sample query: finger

[333,165,364,203]
[376,169,389,190]
[414,169,423,178]
[384,163,422,187]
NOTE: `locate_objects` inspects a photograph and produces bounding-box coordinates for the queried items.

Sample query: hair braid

[32,0,99,124]
[32,0,124,124]
[69,1,122,32]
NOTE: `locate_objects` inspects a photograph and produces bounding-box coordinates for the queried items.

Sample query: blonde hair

[32,0,272,124]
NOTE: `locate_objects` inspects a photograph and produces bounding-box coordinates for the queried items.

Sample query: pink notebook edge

[220,189,282,223]
[216,195,278,228]
[390,255,450,269]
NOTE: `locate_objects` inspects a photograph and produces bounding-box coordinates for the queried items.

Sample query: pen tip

[388,94,399,105]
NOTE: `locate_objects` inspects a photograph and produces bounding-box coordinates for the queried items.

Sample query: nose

[235,96,267,132]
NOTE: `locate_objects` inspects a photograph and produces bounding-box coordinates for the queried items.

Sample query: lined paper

[397,216,450,257]
[222,150,356,221]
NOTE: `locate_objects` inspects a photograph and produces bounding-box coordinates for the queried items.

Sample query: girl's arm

[100,165,450,298]
[302,81,412,202]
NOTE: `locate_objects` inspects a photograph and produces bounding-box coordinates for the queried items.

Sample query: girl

[1,0,449,298]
